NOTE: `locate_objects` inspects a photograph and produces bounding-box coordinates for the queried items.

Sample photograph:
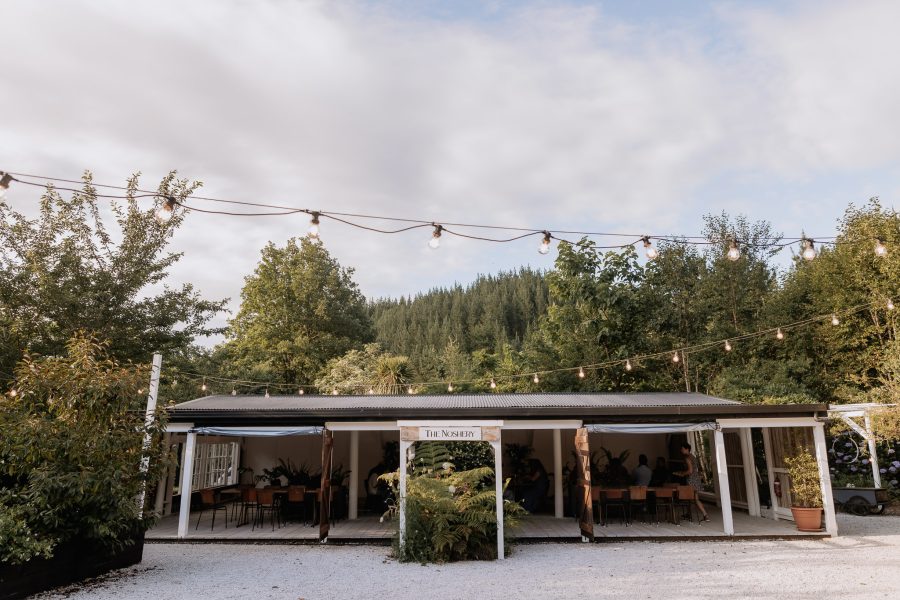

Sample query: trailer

[832,487,890,515]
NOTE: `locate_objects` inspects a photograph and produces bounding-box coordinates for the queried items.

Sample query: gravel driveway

[37,514,900,600]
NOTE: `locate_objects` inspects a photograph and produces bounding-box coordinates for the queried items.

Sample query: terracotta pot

[790,506,824,531]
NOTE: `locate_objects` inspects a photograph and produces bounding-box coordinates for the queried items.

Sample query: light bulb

[724,340,732,352]
[490,378,497,389]
[138,388,144,395]
[428,224,442,249]
[727,240,740,262]
[332,389,338,395]
[672,352,680,363]
[299,388,304,395]
[8,388,17,397]
[407,386,414,395]
[642,236,658,260]
[201,379,207,392]
[831,314,840,326]
[625,360,632,372]
[265,388,270,398]
[155,196,176,223]
[801,238,816,261]
[776,328,784,340]
[533,373,540,384]
[367,388,374,395]
[231,388,237,396]
[888,299,895,311]
[578,367,585,379]
[539,231,552,255]
[447,383,454,392]
[875,239,887,257]
[308,212,321,239]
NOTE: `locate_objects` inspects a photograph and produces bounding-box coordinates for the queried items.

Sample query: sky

[2,0,899,345]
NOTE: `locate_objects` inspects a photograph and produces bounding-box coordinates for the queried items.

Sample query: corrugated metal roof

[173,392,740,412]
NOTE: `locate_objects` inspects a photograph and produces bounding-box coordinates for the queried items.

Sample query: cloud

[1,0,898,344]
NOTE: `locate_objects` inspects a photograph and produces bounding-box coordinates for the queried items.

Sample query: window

[191,442,240,490]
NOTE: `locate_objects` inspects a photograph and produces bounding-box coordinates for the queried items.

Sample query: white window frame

[191,441,240,491]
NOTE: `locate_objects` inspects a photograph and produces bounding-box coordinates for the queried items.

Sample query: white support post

[349,430,359,520]
[864,413,882,488]
[176,431,197,539]
[137,353,162,515]
[708,430,722,507]
[762,427,779,520]
[491,440,505,560]
[553,429,563,518]
[739,428,761,517]
[398,440,411,554]
[813,422,839,536]
[714,428,734,535]
[153,433,169,516]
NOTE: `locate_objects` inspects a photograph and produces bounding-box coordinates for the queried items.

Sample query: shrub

[785,448,822,508]
[381,442,524,563]
[0,335,169,565]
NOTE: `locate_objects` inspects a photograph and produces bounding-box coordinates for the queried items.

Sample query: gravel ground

[37,514,900,600]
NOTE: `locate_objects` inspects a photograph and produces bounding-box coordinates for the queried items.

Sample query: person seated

[650,456,670,487]
[632,454,652,486]
[603,457,631,487]
[520,459,549,513]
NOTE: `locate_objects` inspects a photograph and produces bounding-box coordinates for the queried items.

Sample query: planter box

[0,533,144,600]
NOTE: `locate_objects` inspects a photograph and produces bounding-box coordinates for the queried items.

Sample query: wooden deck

[148,505,825,543]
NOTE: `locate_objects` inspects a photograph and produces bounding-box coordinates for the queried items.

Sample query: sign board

[401,425,500,442]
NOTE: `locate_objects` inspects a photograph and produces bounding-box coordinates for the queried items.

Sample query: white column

[137,353,162,515]
[864,413,882,488]
[349,430,359,520]
[553,429,563,518]
[709,430,722,507]
[762,427,779,521]
[153,434,169,516]
[714,428,734,535]
[176,431,197,539]
[739,428,761,517]
[813,423,839,536]
[398,440,411,553]
[492,440,505,560]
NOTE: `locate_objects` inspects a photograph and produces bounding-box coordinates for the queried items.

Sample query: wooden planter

[0,533,144,600]
[790,506,824,532]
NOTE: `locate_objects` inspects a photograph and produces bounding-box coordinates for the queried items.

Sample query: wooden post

[176,431,196,539]
[762,427,779,520]
[739,428,761,517]
[713,428,734,535]
[349,430,359,520]
[575,427,594,541]
[553,428,563,518]
[813,422,839,536]
[319,428,333,542]
[492,440,504,560]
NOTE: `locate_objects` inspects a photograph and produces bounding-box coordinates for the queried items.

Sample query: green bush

[785,448,823,508]
[381,442,524,563]
[0,335,169,564]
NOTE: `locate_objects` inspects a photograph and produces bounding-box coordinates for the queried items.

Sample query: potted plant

[785,448,824,531]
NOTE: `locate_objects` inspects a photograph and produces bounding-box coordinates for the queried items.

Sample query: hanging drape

[189,426,323,437]
[585,423,718,434]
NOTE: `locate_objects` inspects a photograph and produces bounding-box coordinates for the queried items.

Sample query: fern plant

[381,442,525,562]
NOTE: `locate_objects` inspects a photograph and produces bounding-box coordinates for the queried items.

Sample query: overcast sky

[2,0,899,345]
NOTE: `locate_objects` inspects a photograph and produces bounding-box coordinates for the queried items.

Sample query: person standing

[673,443,710,522]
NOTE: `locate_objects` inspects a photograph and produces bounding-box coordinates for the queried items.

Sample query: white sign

[420,426,482,441]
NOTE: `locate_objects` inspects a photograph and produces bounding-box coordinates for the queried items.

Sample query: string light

[428,224,443,249]
[201,377,207,392]
[490,378,497,389]
[308,212,321,239]
[447,382,454,392]
[625,360,632,372]
[831,314,840,326]
[332,388,338,395]
[802,238,817,261]
[672,351,680,363]
[642,236,659,260]
[138,388,144,395]
[154,196,176,224]
[727,240,740,262]
[724,340,732,352]
[8,388,17,397]
[265,387,270,398]
[578,367,585,379]
[875,239,888,257]
[298,388,304,395]
[231,387,237,396]
[532,373,540,384]
[407,386,415,394]
[776,328,784,340]
[539,231,552,255]
[888,299,895,311]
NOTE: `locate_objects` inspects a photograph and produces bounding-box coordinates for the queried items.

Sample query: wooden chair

[237,486,258,526]
[195,488,228,531]
[284,485,307,523]
[628,486,649,523]
[675,485,698,524]
[652,487,676,525]
[590,486,603,525]
[601,488,630,527]
[253,488,283,531]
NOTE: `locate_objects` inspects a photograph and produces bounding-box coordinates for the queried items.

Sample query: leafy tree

[314,343,410,394]
[223,237,373,385]
[0,334,169,564]
[0,172,226,388]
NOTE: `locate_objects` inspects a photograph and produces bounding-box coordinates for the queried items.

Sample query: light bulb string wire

[157,297,893,394]
[7,170,884,249]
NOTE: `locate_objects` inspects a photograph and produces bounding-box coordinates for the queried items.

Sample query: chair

[284,485,307,523]
[675,485,698,524]
[237,486,258,526]
[195,488,228,531]
[628,486,649,524]
[652,487,676,525]
[601,488,630,526]
[253,488,283,531]
[590,486,603,525]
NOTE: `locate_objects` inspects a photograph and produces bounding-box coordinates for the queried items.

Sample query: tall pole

[813,422,839,536]
[714,428,734,535]
[176,431,196,539]
[864,413,882,488]
[492,440,505,560]
[553,429,563,518]
[398,440,411,554]
[137,353,162,516]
